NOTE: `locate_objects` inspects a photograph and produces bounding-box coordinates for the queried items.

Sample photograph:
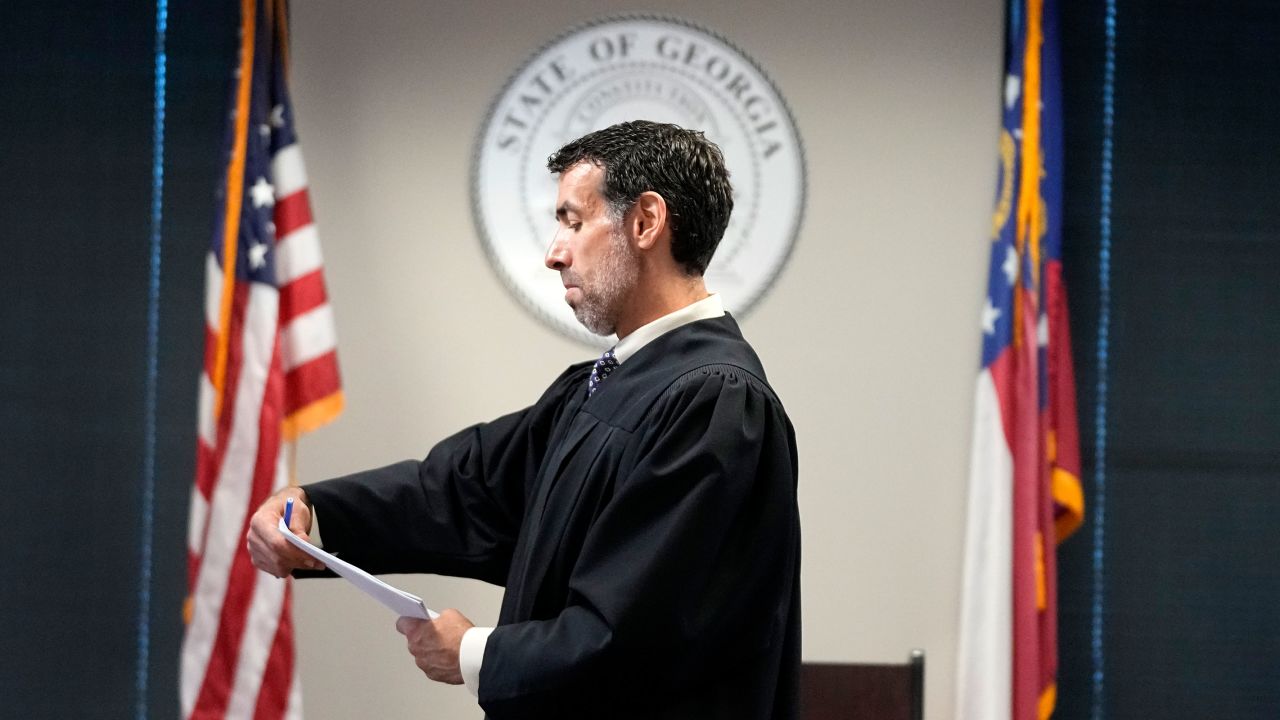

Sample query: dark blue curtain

[0,2,235,716]
[1058,2,1280,718]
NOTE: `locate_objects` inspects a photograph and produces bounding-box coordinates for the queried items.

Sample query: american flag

[955,0,1083,719]
[181,1,342,717]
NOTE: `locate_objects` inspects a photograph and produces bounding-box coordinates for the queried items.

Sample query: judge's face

[545,162,639,336]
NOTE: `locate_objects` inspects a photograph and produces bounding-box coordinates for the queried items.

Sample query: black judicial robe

[305,314,801,720]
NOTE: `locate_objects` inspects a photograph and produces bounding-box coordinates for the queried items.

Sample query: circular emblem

[472,15,806,346]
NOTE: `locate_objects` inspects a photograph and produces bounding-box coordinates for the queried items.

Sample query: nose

[545,230,570,271]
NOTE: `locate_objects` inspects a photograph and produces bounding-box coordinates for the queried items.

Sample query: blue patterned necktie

[587,349,619,397]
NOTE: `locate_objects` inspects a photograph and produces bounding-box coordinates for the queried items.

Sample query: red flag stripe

[274,189,313,239]
[284,350,341,415]
[195,439,217,501]
[187,549,201,601]
[254,587,297,720]
[1010,288,1042,720]
[279,269,328,326]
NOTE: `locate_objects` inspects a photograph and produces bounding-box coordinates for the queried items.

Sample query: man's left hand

[395,609,474,685]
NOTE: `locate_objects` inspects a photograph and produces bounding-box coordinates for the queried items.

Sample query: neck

[614,274,708,339]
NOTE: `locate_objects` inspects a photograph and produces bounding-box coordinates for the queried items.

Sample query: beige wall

[288,1,1003,718]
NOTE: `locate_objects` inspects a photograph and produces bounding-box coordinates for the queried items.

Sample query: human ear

[631,191,668,251]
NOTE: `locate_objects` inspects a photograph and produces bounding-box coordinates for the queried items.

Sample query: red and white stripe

[181,138,337,720]
[273,145,341,433]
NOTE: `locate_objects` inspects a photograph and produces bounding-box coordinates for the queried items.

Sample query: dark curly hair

[547,120,734,276]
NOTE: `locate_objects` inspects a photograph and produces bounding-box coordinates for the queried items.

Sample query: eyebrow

[555,201,579,221]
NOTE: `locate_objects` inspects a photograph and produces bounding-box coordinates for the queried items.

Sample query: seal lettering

[589,32,636,62]
[495,56,575,152]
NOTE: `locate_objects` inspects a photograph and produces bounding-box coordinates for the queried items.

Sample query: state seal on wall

[472,15,806,346]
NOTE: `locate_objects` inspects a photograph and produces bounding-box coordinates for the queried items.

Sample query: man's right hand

[246,487,325,578]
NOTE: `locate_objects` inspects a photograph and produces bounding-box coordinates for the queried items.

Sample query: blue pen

[284,497,294,527]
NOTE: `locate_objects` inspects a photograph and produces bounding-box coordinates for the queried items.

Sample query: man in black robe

[247,120,801,719]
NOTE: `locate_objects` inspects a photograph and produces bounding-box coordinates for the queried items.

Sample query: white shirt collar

[612,293,725,365]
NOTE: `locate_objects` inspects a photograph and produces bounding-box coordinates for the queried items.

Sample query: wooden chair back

[800,650,924,720]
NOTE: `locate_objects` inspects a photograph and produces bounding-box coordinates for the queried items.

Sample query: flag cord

[1091,1,1117,718]
[137,1,168,718]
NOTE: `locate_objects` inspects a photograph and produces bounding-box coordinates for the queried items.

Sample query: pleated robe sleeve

[479,364,801,717]
[302,363,590,586]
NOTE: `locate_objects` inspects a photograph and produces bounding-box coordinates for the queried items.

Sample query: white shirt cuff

[308,506,322,547]
[460,626,494,697]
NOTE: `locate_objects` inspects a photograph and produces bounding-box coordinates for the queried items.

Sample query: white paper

[278,518,438,620]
